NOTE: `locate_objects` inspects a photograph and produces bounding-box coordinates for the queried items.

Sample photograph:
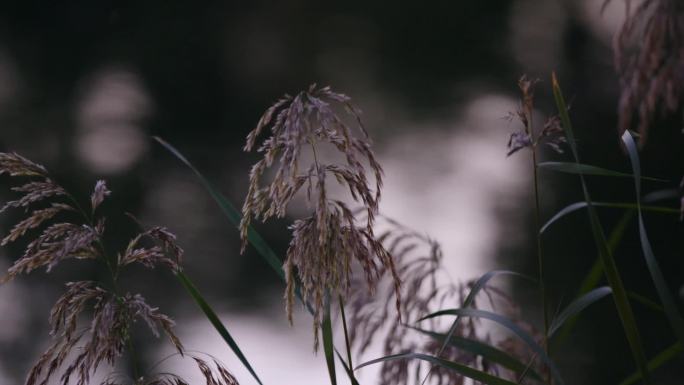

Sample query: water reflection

[75,68,152,174]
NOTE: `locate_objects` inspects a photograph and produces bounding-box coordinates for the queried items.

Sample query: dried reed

[240,84,401,348]
[0,152,238,385]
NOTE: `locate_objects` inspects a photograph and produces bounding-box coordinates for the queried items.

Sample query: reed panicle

[506,75,566,157]
[608,0,684,144]
[0,153,238,385]
[240,84,400,349]
[348,218,540,385]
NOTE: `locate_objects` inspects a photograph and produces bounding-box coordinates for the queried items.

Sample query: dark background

[0,1,682,384]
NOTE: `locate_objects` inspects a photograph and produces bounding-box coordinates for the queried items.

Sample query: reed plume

[608,0,684,144]
[240,84,400,349]
[0,152,238,385]
[506,75,565,157]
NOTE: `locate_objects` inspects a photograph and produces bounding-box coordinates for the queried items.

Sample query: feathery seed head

[0,152,208,385]
[506,75,566,156]
[0,152,48,177]
[610,0,684,144]
[241,85,399,349]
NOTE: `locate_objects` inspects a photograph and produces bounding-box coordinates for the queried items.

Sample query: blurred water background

[0,1,682,384]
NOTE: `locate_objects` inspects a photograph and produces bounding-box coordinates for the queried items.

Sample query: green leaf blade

[551,73,650,383]
[537,161,667,182]
[436,270,534,358]
[356,352,521,385]
[548,286,612,337]
[419,308,563,385]
[176,271,264,385]
[409,326,544,381]
[322,302,337,385]
[621,131,684,348]
[154,136,285,280]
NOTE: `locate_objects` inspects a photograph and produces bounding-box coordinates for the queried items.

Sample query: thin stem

[531,145,550,382]
[65,190,143,380]
[127,334,142,381]
[338,295,354,370]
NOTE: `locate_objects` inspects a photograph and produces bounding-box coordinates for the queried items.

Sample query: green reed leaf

[619,343,683,385]
[419,308,563,385]
[537,162,667,182]
[322,301,337,385]
[553,211,633,345]
[335,349,361,385]
[621,131,684,348]
[436,270,534,359]
[408,326,544,381]
[548,287,612,337]
[627,291,664,313]
[356,353,520,385]
[339,296,359,385]
[176,271,263,385]
[540,201,678,234]
[154,136,284,280]
[552,72,649,383]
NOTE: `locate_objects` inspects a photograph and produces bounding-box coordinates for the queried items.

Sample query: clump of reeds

[240,84,401,348]
[0,152,238,385]
[609,0,684,144]
[347,218,540,385]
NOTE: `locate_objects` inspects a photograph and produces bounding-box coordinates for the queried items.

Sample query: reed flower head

[0,152,235,385]
[609,0,684,144]
[506,75,566,156]
[348,218,540,385]
[240,84,400,348]
[100,354,239,385]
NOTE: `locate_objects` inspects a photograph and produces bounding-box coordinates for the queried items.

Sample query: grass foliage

[0,2,682,385]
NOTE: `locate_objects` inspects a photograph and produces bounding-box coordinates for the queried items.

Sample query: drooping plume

[240,84,400,348]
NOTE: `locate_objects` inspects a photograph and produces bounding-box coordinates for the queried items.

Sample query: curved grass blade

[553,188,679,340]
[408,326,544,381]
[621,131,684,347]
[627,291,664,313]
[176,271,264,385]
[548,287,612,337]
[356,353,520,385]
[157,136,341,380]
[619,343,683,385]
[552,72,649,383]
[338,296,358,385]
[537,162,667,182]
[335,349,361,385]
[154,136,284,280]
[419,270,534,385]
[322,300,337,385]
[540,201,678,234]
[436,270,534,358]
[553,211,632,345]
[419,308,563,385]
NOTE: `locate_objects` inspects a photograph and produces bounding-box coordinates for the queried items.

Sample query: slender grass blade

[436,270,534,359]
[621,131,684,348]
[176,271,263,385]
[409,326,544,381]
[419,308,563,385]
[619,343,683,385]
[322,301,337,385]
[537,161,667,182]
[548,287,612,337]
[551,72,649,383]
[357,352,520,385]
[154,136,284,280]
